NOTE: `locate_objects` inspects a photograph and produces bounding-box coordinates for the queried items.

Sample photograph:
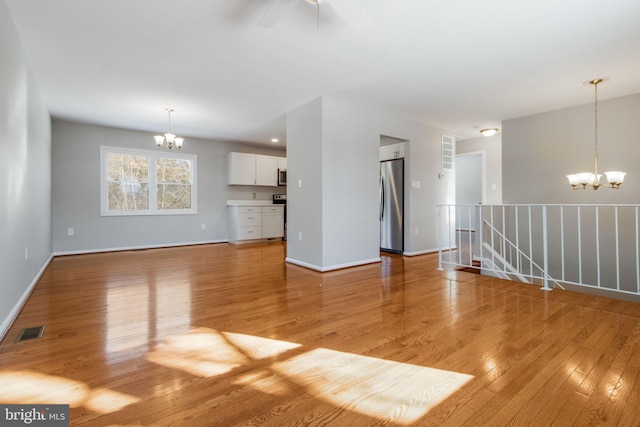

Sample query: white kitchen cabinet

[380,143,405,161]
[228,206,262,243]
[228,152,283,186]
[256,155,278,186]
[262,206,284,238]
[227,204,284,243]
[277,157,287,170]
[227,152,256,185]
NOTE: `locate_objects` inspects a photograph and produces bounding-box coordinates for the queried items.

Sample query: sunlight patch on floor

[0,370,140,414]
[146,327,301,378]
[232,369,294,396]
[147,328,473,423]
[272,348,474,425]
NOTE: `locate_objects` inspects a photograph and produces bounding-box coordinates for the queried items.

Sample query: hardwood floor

[1,242,640,426]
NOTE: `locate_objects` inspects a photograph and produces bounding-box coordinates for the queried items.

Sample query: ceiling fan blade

[257,0,299,28]
[329,0,371,32]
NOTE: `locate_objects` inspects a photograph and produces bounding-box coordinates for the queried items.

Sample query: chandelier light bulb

[154,135,165,148]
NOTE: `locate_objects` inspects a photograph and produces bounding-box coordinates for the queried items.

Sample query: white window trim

[100,146,198,216]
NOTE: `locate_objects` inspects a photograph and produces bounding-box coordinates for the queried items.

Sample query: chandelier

[154,108,184,150]
[566,79,625,190]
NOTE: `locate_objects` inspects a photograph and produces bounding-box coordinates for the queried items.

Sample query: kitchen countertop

[226,200,283,207]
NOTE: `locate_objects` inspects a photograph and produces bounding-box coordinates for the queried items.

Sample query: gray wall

[52,120,285,253]
[374,105,455,256]
[0,0,52,339]
[502,93,640,294]
[503,93,640,204]
[286,95,454,271]
[286,97,324,267]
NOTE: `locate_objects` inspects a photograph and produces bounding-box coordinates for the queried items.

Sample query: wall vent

[441,135,456,171]
[441,135,455,171]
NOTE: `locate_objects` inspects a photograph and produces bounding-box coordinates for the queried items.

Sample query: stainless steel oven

[278,169,286,186]
[273,194,286,240]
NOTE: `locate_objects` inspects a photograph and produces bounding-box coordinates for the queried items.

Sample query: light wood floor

[1,242,640,426]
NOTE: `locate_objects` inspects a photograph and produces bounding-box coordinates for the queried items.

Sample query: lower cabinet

[228,205,284,243]
[262,206,285,238]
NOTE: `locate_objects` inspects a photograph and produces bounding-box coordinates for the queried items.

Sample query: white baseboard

[285,257,381,272]
[0,254,54,343]
[403,246,455,257]
[53,239,228,257]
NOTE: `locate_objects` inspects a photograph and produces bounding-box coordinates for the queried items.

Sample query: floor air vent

[15,325,45,342]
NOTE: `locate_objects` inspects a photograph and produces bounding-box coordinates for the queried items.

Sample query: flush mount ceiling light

[566,78,626,190]
[480,128,499,137]
[154,108,184,150]
[271,138,279,143]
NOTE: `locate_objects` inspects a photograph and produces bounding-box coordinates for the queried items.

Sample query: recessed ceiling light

[271,138,279,143]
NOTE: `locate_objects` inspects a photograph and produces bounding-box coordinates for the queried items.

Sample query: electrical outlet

[67,228,74,236]
[415,227,419,235]
[297,179,302,188]
[297,232,303,241]
[201,224,206,230]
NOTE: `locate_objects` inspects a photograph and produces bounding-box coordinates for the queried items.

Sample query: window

[100,146,197,216]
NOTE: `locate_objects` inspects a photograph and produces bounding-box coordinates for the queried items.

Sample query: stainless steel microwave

[278,169,286,186]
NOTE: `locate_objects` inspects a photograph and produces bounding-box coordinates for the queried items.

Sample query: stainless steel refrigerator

[380,159,404,253]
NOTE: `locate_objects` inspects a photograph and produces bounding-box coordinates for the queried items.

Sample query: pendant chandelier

[154,108,184,150]
[566,79,625,190]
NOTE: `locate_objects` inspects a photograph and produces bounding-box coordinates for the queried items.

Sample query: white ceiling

[5,0,640,146]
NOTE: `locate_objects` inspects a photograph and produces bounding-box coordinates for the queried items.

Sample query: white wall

[286,95,454,270]
[52,120,285,253]
[0,0,52,339]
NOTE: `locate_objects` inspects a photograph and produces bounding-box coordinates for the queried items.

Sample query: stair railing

[437,204,640,297]
[481,218,564,289]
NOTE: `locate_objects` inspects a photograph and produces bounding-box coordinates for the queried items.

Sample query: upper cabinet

[227,152,284,186]
[277,157,287,170]
[255,155,278,186]
[227,152,256,185]
[380,143,405,161]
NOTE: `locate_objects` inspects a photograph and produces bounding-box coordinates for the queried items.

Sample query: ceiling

[5,0,640,146]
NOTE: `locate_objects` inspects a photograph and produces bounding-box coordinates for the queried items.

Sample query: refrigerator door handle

[379,176,385,221]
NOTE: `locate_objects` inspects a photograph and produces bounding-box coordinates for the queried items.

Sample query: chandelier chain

[594,81,598,158]
[167,108,173,133]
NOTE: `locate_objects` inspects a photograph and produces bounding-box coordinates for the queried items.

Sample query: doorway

[455,152,484,231]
